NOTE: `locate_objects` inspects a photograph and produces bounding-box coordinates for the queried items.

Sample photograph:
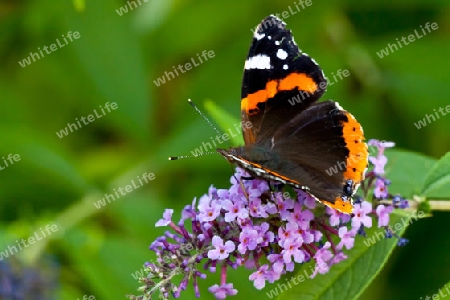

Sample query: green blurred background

[0,0,449,299]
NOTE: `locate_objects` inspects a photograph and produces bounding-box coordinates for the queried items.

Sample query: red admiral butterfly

[217,15,368,214]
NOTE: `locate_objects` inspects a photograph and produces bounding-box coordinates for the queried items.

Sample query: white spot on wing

[276,49,288,60]
[245,55,271,70]
[283,64,288,70]
[254,32,265,40]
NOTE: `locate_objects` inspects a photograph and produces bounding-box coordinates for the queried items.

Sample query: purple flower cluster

[364,139,409,244]
[128,139,408,300]
[0,257,59,300]
[365,140,409,209]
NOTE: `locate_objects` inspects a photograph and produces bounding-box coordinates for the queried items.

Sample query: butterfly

[217,15,368,214]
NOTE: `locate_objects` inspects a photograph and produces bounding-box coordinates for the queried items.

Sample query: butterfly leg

[234,175,253,200]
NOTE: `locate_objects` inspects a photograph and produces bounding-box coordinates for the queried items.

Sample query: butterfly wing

[270,101,368,206]
[241,15,327,145]
[238,16,368,213]
[218,15,368,213]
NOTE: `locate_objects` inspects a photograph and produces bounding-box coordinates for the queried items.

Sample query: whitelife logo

[55,102,118,139]
[265,262,327,298]
[362,211,425,247]
[189,121,252,157]
[0,224,59,260]
[376,22,438,58]
[18,31,81,68]
[115,0,149,16]
[288,69,350,106]
[0,153,21,171]
[249,0,313,33]
[93,172,155,209]
[153,50,215,87]
[413,104,450,129]
[419,283,450,300]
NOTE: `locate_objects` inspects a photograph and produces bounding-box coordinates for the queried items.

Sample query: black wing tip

[256,15,287,34]
[265,15,285,25]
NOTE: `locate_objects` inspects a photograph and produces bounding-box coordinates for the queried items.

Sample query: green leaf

[64,1,150,142]
[384,149,436,197]
[204,100,243,146]
[0,129,90,210]
[62,225,152,300]
[421,152,450,198]
[277,210,421,300]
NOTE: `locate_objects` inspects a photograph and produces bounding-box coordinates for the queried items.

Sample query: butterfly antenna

[187,99,223,137]
[169,99,223,161]
[168,152,217,161]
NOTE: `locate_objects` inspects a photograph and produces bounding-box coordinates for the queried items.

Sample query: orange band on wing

[342,112,368,183]
[241,72,317,114]
[278,73,317,93]
[241,80,278,114]
[321,197,353,214]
